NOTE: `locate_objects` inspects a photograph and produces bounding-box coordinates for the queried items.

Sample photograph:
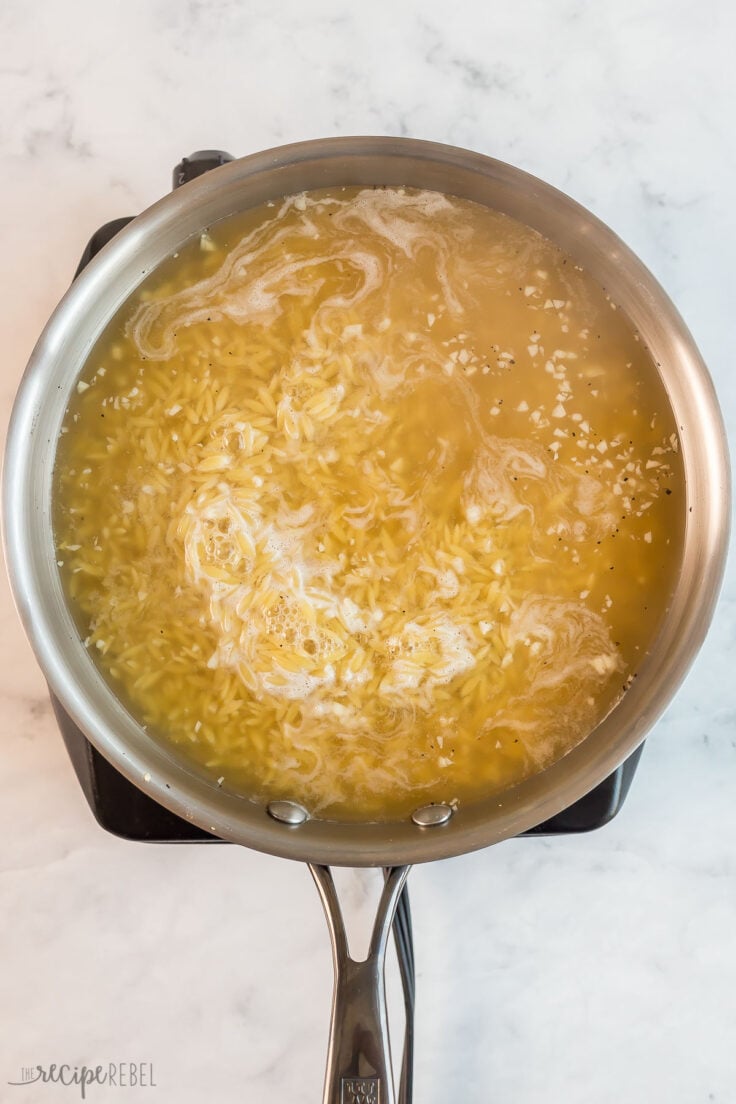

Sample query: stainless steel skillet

[3,137,729,1103]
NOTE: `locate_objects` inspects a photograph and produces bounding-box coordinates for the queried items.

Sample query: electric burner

[52,149,646,845]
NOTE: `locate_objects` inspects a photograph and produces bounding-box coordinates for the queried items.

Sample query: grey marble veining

[1,0,735,1101]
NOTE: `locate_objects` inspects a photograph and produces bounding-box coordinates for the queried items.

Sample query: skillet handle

[309,864,411,1104]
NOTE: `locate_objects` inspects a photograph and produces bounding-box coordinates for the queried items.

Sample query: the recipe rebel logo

[7,1062,157,1098]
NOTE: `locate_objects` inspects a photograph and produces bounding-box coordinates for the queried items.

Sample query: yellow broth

[53,186,684,819]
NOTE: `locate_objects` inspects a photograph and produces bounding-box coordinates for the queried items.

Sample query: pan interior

[53,182,684,826]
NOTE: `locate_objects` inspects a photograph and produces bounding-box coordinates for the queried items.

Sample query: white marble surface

[1,1,735,1101]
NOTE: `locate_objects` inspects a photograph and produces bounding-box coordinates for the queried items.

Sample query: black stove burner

[55,151,645,844]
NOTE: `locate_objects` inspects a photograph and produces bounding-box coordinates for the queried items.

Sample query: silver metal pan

[3,137,729,1103]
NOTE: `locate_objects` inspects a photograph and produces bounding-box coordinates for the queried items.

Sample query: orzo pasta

[54,187,684,819]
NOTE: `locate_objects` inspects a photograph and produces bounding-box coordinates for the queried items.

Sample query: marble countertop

[1,1,734,1101]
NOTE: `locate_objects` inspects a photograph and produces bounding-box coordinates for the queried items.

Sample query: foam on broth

[54,186,684,819]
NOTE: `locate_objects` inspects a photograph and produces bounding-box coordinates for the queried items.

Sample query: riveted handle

[310,864,411,1104]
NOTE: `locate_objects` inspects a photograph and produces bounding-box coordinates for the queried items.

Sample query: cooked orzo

[54,186,684,819]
